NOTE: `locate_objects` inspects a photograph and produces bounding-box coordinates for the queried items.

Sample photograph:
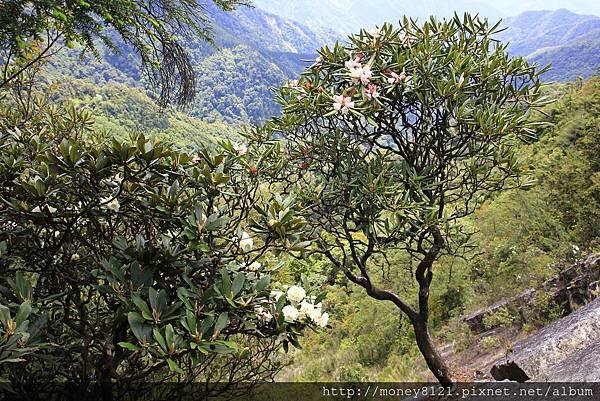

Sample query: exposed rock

[465,253,600,334]
[463,289,535,333]
[490,296,600,381]
[540,340,600,381]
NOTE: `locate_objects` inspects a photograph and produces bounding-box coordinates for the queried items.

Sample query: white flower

[368,27,381,38]
[387,69,408,85]
[270,290,284,301]
[239,231,253,252]
[317,312,329,328]
[332,95,355,115]
[286,285,306,303]
[254,306,273,323]
[247,261,262,272]
[344,56,362,70]
[299,301,315,319]
[313,56,322,67]
[349,65,372,84]
[72,253,80,261]
[282,305,300,322]
[259,310,273,323]
[233,142,248,156]
[102,197,120,212]
[286,79,299,88]
[364,83,379,100]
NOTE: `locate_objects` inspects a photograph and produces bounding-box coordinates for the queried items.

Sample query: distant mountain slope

[44,1,332,125]
[497,9,600,81]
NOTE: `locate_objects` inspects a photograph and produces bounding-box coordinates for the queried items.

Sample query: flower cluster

[233,230,253,252]
[275,285,329,328]
[233,142,248,156]
[254,305,273,323]
[332,95,355,115]
[345,54,372,85]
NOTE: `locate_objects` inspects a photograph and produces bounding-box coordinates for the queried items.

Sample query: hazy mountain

[252,0,501,34]
[252,0,600,34]
[497,9,600,81]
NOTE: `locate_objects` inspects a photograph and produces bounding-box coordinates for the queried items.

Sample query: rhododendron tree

[256,14,549,386]
[0,92,323,394]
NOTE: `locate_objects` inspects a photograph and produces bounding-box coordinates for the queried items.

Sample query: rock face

[465,254,600,334]
[490,296,600,381]
[542,341,600,381]
[464,289,535,334]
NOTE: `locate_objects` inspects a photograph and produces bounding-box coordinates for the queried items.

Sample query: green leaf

[231,273,245,297]
[15,301,31,326]
[199,315,215,335]
[220,267,231,294]
[165,324,175,346]
[131,294,151,318]
[167,358,184,374]
[153,328,167,352]
[214,312,229,333]
[118,342,141,352]
[0,304,10,325]
[255,275,270,292]
[127,312,151,343]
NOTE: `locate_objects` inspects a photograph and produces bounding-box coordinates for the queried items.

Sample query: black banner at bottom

[2,382,599,401]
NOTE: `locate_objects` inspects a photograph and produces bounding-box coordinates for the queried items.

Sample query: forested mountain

[43,1,334,128]
[253,3,600,82]
[42,3,600,135]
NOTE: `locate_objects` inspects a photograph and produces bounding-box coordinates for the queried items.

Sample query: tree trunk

[412,317,453,387]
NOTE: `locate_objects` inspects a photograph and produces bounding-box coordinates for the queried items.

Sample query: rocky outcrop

[465,254,600,334]
[490,296,600,381]
[464,289,535,333]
